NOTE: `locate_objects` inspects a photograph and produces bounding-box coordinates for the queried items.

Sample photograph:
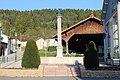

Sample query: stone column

[66,41,69,54]
[117,2,120,58]
[56,9,63,57]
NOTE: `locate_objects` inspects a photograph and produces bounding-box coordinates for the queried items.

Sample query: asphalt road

[0,77,120,80]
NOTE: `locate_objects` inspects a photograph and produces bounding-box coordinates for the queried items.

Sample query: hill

[0,9,102,40]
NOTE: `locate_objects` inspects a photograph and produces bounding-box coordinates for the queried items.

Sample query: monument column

[56,9,63,57]
[66,41,69,54]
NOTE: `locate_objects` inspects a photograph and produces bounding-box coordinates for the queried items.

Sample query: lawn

[39,50,56,57]
[38,50,83,57]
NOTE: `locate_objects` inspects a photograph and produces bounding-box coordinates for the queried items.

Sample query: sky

[0,0,104,11]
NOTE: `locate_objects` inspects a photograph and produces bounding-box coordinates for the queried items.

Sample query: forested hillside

[0,9,101,39]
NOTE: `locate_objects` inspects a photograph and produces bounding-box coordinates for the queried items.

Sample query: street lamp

[15,32,17,62]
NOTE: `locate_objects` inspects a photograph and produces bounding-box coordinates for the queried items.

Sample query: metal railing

[0,51,23,68]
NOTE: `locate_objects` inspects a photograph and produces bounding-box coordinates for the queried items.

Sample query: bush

[38,50,46,57]
[48,46,56,52]
[22,38,40,68]
[84,41,99,69]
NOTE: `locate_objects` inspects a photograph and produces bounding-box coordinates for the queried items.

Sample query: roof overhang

[52,13,102,38]
[101,0,109,21]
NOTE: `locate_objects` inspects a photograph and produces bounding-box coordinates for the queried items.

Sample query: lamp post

[15,32,17,62]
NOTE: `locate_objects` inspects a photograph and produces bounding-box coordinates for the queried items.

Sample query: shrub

[48,46,66,52]
[22,38,40,68]
[48,46,56,52]
[84,41,99,69]
[39,50,46,57]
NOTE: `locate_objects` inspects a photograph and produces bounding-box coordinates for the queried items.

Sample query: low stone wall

[0,69,43,77]
[41,57,83,65]
[81,70,120,78]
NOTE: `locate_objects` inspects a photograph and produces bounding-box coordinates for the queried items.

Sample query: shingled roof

[53,12,101,38]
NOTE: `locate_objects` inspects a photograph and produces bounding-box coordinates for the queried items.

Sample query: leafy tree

[22,38,40,68]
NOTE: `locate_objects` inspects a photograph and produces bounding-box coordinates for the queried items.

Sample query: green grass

[64,53,84,57]
[39,50,83,57]
[39,50,56,57]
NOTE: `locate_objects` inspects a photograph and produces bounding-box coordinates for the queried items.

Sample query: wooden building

[53,13,104,54]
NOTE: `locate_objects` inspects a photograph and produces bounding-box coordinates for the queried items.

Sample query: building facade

[1,34,9,56]
[102,0,120,65]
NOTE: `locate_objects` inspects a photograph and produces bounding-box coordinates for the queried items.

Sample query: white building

[21,38,45,50]
[102,0,120,65]
[48,39,57,46]
[36,38,44,50]
[1,34,9,56]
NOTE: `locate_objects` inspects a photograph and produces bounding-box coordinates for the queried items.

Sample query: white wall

[2,34,8,44]
[21,41,27,48]
[36,38,44,50]
[41,57,83,65]
[1,34,8,56]
[48,39,57,46]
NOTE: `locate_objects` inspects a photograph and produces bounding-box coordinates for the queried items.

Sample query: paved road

[0,77,120,80]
